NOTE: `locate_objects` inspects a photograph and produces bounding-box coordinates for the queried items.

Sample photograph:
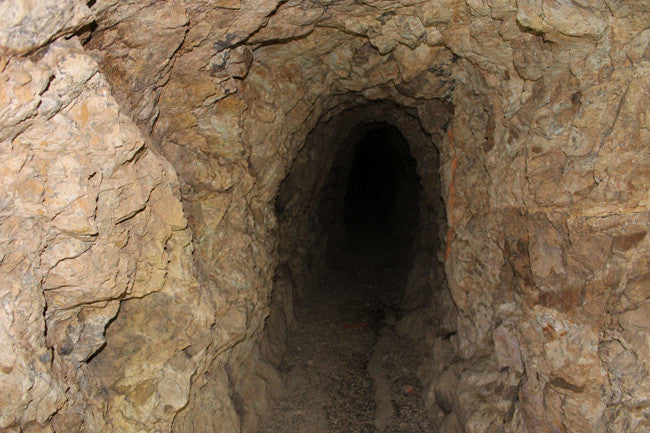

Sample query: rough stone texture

[0,33,211,432]
[1,0,648,432]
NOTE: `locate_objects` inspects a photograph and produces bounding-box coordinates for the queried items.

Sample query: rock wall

[1,1,648,432]
[0,34,209,431]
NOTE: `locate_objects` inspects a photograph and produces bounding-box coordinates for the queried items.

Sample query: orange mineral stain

[445,130,458,262]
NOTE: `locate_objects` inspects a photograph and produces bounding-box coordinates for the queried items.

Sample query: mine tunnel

[2,1,648,433]
[342,125,421,254]
[264,111,448,431]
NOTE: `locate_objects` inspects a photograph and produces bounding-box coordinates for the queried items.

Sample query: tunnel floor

[258,231,436,433]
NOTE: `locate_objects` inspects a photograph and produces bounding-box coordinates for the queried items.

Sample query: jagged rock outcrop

[1,1,648,432]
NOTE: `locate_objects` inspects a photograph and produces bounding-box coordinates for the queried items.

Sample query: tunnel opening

[260,114,445,432]
[341,124,421,261]
[321,123,423,322]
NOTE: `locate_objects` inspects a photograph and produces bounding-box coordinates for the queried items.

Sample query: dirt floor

[258,234,437,433]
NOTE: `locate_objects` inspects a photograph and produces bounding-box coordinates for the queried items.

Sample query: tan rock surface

[1,0,648,432]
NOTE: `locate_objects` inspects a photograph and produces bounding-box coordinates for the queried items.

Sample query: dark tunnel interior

[317,123,424,315]
[342,125,422,257]
[261,122,437,431]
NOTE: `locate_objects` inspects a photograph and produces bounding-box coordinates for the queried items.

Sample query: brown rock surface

[0,0,648,432]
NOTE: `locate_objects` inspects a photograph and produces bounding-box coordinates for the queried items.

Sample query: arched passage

[342,124,421,256]
[260,105,450,431]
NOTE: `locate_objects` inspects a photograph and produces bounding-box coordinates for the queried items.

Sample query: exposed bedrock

[0,1,648,432]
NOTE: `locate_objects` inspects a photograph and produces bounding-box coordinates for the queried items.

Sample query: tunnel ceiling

[1,1,649,432]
